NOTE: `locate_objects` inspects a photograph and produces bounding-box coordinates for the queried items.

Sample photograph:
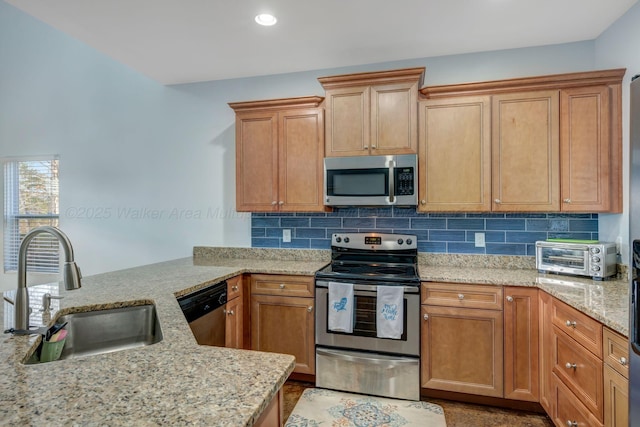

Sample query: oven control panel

[332,232,417,250]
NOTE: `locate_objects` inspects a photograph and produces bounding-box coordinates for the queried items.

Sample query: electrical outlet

[475,232,485,248]
[283,229,291,243]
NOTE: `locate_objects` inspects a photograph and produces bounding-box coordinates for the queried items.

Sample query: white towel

[328,282,354,333]
[377,286,404,339]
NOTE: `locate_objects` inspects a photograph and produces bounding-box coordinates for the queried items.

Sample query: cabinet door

[251,295,315,375]
[604,364,629,427]
[225,296,243,349]
[418,96,491,212]
[503,287,539,402]
[560,86,611,212]
[279,108,326,212]
[421,305,503,397]
[235,111,279,211]
[539,291,555,415]
[492,90,560,211]
[324,86,370,156]
[371,82,418,155]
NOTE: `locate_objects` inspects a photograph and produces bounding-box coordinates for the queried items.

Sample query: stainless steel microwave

[535,240,617,279]
[324,155,418,207]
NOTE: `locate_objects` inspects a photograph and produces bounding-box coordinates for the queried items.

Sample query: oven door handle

[316,347,417,365]
[316,282,420,294]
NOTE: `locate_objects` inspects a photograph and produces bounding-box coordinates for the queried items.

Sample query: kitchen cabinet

[539,290,555,415]
[503,287,539,402]
[250,274,315,375]
[255,388,284,427]
[419,68,624,213]
[319,67,424,157]
[229,97,326,212]
[417,96,491,211]
[603,328,629,427]
[421,283,504,397]
[225,275,244,349]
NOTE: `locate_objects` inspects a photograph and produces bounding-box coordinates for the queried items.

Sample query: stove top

[315,232,420,285]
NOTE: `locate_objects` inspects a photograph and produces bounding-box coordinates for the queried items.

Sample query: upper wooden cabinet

[319,68,424,157]
[419,68,625,213]
[229,97,327,212]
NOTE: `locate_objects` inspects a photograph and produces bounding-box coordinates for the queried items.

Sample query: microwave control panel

[395,167,415,195]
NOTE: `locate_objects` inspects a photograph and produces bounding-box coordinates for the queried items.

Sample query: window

[3,158,60,273]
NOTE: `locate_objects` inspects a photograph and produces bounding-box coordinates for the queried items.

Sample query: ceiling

[5,0,639,85]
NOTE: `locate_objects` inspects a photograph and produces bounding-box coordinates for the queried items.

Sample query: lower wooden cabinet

[225,296,243,349]
[421,303,504,397]
[539,290,555,415]
[552,373,603,427]
[254,388,284,427]
[250,293,315,375]
[603,327,629,427]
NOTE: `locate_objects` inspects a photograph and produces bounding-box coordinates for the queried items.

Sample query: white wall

[594,2,640,264]
[3,0,637,291]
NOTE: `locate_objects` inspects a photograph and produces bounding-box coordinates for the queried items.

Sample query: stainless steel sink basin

[25,303,163,364]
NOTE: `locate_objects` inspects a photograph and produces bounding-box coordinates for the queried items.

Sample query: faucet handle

[40,293,64,312]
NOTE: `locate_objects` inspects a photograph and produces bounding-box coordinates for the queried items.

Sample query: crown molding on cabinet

[318,67,425,89]
[228,96,324,112]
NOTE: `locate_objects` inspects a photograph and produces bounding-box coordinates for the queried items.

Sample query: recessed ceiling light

[255,14,277,26]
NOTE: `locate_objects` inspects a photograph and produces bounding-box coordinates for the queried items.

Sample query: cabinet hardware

[307,306,313,312]
[420,200,426,205]
[226,310,234,316]
[506,296,513,302]
[566,421,578,427]
[565,362,577,369]
[232,285,238,292]
[279,284,285,289]
[565,320,577,328]
[494,199,501,204]
[423,314,429,320]
[458,294,465,300]
[271,201,277,205]
[279,201,284,205]
[620,356,628,366]
[563,198,572,203]
[364,146,369,150]
[371,145,377,149]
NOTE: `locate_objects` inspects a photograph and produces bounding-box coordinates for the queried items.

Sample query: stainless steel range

[315,232,421,401]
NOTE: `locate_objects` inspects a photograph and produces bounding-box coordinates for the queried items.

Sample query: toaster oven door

[537,244,588,273]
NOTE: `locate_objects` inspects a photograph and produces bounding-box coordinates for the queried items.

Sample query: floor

[283,381,554,427]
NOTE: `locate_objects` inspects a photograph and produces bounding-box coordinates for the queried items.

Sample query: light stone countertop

[0,255,328,427]
[0,248,630,426]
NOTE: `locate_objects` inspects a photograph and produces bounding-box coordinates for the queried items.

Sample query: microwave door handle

[388,159,396,204]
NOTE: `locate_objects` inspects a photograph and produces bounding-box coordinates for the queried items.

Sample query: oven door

[315,282,420,357]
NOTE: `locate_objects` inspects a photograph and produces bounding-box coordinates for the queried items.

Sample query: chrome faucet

[13,226,81,332]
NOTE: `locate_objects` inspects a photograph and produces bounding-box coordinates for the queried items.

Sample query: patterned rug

[285,388,447,427]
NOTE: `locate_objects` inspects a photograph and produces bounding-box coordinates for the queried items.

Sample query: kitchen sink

[25,303,163,364]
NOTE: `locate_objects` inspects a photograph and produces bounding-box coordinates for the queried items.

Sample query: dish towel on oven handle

[328,282,354,333]
[377,285,404,339]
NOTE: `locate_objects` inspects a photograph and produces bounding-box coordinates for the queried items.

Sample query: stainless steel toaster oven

[535,241,617,279]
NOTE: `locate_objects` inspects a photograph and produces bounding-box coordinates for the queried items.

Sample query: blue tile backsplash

[251,208,599,256]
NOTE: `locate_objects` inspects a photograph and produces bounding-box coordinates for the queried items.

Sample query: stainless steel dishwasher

[177,280,227,346]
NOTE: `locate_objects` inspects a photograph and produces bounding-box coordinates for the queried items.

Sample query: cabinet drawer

[552,326,603,421]
[250,274,314,297]
[421,282,502,310]
[227,275,243,301]
[553,373,603,427]
[603,327,629,379]
[551,297,602,357]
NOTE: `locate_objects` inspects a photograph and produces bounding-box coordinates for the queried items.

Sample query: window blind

[3,159,60,273]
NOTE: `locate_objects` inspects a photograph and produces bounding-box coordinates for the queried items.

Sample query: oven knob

[592,256,601,263]
[397,239,404,245]
[406,238,413,245]
[590,247,601,254]
[344,237,350,243]
[335,237,342,243]
[592,265,601,271]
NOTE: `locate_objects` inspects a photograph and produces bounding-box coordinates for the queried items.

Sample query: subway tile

[310,239,331,249]
[448,242,485,254]
[282,239,310,248]
[466,213,506,219]
[310,217,342,228]
[393,207,419,217]
[296,212,326,217]
[569,219,598,232]
[296,228,326,238]
[430,230,466,242]
[418,241,447,253]
[376,218,411,229]
[506,213,547,219]
[466,231,505,243]
[329,208,359,217]
[411,218,447,229]
[486,243,526,256]
[359,207,393,217]
[359,229,393,234]
[548,213,593,219]
[526,219,569,232]
[394,229,429,240]
[447,218,485,230]
[527,244,536,256]
[251,238,280,248]
[486,219,526,231]
[266,228,284,238]
[252,217,280,228]
[281,217,310,228]
[506,231,548,244]
[327,228,358,237]
[547,232,594,240]
[428,213,465,218]
[264,212,293,217]
[343,218,375,228]
[251,228,266,237]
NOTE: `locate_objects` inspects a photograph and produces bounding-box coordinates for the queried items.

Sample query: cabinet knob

[232,285,238,292]
[420,200,426,205]
[458,294,465,300]
[506,296,513,302]
[279,284,285,289]
[307,306,313,312]
[566,421,578,427]
[494,199,501,204]
[563,198,572,203]
[423,314,429,320]
[565,320,577,328]
[271,201,277,205]
[620,357,628,366]
[279,201,284,205]
[565,362,577,370]
[227,310,234,316]
[371,145,377,149]
[364,146,369,150]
